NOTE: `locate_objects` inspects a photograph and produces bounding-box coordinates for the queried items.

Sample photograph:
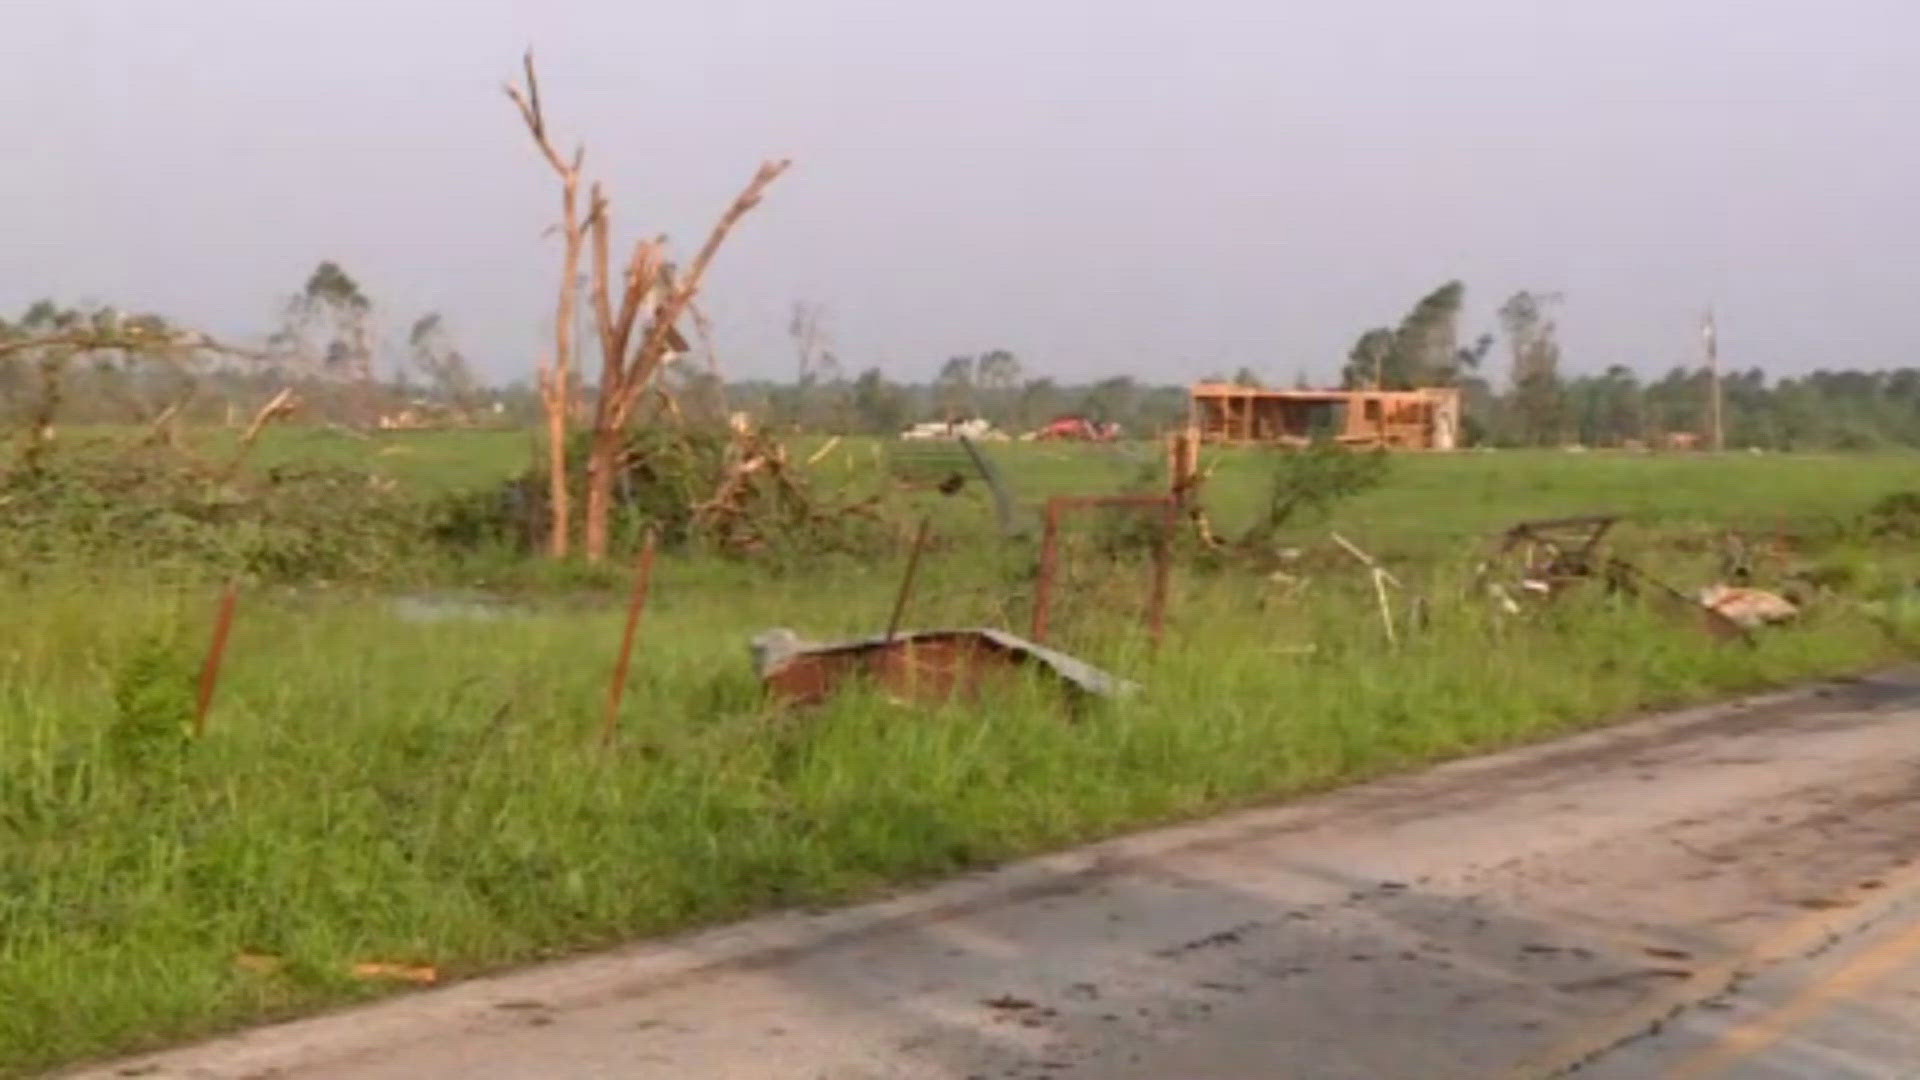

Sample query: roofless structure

[1190,382,1462,449]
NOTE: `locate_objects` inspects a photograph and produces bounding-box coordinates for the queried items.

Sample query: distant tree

[671,368,731,428]
[1342,328,1397,389]
[789,301,830,387]
[850,367,908,433]
[1594,364,1642,445]
[1499,290,1565,446]
[1339,281,1468,389]
[1392,280,1465,385]
[1444,333,1495,386]
[1232,366,1263,388]
[407,312,476,410]
[1081,375,1139,427]
[1017,377,1064,429]
[273,261,372,381]
[266,261,378,426]
[973,349,1021,425]
[934,355,976,417]
[977,349,1021,393]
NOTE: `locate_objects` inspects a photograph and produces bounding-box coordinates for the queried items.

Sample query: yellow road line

[1664,915,1920,1079]
[1501,854,1920,1080]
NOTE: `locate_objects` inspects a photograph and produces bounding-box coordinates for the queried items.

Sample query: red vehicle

[1033,415,1119,441]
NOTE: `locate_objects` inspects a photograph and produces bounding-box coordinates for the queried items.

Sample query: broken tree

[507,52,790,563]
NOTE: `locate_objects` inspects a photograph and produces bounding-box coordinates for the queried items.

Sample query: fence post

[602,530,659,749]
[194,583,239,738]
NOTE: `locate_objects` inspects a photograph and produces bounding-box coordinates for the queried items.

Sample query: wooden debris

[804,435,842,467]
[1699,585,1798,630]
[1331,531,1402,647]
[1477,515,1619,599]
[349,962,439,985]
[1604,558,1754,644]
[233,953,283,976]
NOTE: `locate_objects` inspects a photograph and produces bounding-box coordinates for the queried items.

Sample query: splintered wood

[507,50,789,562]
[1332,532,1401,647]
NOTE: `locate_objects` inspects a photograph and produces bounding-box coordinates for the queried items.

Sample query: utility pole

[1702,309,1723,452]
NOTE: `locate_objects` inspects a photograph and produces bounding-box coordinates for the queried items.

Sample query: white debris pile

[898,418,1007,441]
[1698,585,1799,630]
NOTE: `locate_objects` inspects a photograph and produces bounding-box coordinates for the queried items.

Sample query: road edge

[64,669,1920,1080]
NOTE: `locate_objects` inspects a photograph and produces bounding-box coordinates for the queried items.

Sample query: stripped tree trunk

[507,52,584,559]
[510,53,788,563]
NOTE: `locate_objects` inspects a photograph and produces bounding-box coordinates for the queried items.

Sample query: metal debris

[1478,515,1620,599]
[750,627,1139,708]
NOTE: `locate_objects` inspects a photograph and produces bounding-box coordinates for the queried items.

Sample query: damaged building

[1190,382,1462,449]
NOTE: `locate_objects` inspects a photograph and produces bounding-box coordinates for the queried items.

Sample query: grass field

[4,431,1920,1075]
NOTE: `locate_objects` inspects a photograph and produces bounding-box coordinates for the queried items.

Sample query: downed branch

[3,314,266,471]
[1332,531,1402,647]
[1473,515,1619,600]
[218,389,300,480]
[1605,557,1754,644]
[577,158,790,562]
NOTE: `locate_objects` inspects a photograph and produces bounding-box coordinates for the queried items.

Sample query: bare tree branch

[610,159,790,428]
[506,49,587,557]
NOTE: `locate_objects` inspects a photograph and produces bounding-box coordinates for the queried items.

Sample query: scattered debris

[1475,515,1761,643]
[803,435,842,467]
[349,962,439,985]
[1477,515,1619,599]
[1032,494,1178,646]
[1699,585,1799,630]
[900,417,1007,441]
[1332,531,1403,647]
[1027,415,1120,442]
[233,953,283,976]
[1605,559,1754,644]
[749,627,1138,708]
[689,419,885,556]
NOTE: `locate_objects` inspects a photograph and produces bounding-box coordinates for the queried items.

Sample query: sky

[1,0,1915,387]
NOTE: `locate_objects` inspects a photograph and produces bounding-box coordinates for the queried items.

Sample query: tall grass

[6,438,1920,1073]
[3,542,1914,1075]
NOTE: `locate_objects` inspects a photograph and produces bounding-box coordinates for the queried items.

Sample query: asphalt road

[71,670,1920,1080]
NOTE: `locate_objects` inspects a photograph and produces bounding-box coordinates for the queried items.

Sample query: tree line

[9,275,1920,451]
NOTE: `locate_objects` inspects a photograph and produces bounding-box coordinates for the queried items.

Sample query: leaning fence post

[194,583,239,738]
[1147,499,1177,650]
[1031,498,1064,644]
[602,529,659,749]
[885,516,933,644]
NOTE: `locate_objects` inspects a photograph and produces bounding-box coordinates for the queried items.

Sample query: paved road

[73,671,1920,1080]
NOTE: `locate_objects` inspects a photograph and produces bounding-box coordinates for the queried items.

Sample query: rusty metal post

[601,529,659,748]
[1031,497,1064,644]
[194,583,239,738]
[1146,499,1176,649]
[885,516,932,643]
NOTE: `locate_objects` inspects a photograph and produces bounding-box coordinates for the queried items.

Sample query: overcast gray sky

[1,0,1914,386]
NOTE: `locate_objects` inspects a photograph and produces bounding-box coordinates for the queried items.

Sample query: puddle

[388,593,526,623]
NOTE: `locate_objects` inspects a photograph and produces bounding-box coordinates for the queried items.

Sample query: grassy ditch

[4,436,1920,1074]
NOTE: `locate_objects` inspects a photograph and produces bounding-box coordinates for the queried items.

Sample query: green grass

[5,434,1920,1075]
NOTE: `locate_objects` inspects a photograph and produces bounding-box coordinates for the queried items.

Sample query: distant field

[5,428,1920,1075]
[93,422,1920,541]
